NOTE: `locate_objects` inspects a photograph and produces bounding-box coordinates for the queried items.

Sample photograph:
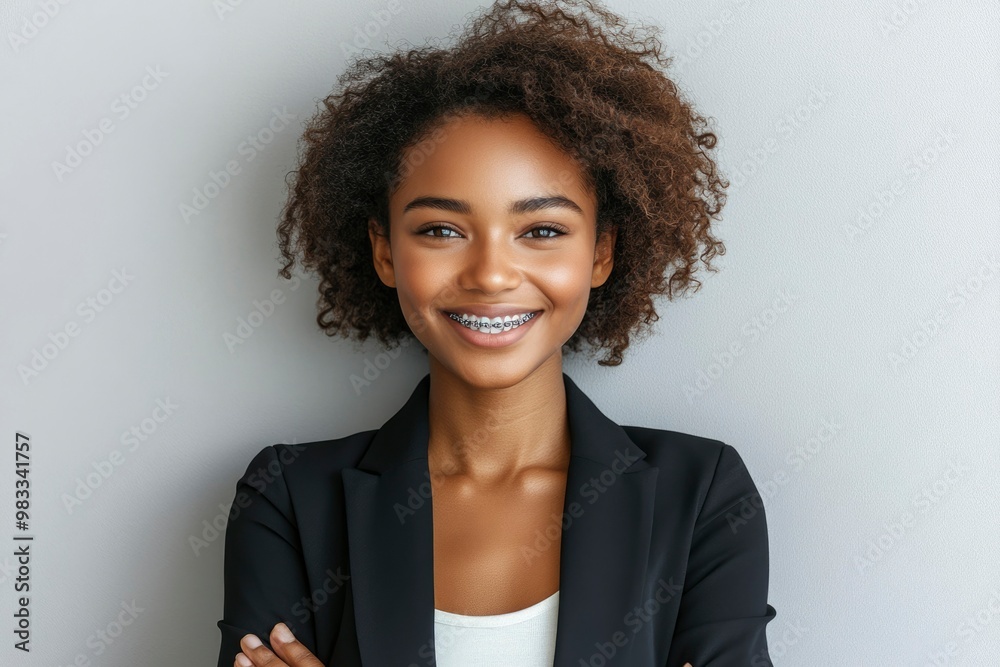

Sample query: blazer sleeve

[666,443,777,667]
[216,445,317,667]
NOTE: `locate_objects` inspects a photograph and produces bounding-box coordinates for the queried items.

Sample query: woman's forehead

[394,114,592,206]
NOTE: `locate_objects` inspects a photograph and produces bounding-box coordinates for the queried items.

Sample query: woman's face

[369,112,615,388]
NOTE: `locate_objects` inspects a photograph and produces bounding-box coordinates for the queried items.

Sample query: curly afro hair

[276,0,728,367]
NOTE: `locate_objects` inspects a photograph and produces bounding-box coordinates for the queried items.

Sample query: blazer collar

[341,371,660,666]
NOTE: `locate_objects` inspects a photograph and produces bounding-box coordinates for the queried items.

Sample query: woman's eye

[420,225,460,238]
[525,225,565,239]
[418,224,566,239]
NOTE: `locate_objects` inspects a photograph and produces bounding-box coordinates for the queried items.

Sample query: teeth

[448,311,538,334]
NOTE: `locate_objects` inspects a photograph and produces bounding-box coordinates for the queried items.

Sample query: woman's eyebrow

[402,194,584,216]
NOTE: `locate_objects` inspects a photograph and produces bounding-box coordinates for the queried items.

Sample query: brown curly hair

[276,0,728,367]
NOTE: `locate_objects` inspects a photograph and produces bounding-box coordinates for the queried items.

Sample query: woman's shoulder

[620,424,742,471]
[620,425,764,519]
[233,429,379,490]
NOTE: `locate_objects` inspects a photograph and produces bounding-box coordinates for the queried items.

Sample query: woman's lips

[441,310,542,348]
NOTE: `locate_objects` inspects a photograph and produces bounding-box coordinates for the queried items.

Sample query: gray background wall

[2,0,997,664]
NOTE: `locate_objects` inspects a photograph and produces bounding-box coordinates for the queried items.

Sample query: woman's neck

[425,359,571,484]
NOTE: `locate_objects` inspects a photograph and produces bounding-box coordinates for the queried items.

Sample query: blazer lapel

[341,372,660,666]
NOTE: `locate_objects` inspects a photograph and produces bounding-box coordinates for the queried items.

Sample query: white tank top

[433,590,560,666]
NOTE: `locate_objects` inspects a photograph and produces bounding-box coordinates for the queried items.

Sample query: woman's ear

[591,225,617,288]
[368,217,396,288]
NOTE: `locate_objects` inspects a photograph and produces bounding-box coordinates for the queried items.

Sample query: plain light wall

[2,0,997,664]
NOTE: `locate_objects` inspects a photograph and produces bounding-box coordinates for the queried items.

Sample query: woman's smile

[441,309,543,348]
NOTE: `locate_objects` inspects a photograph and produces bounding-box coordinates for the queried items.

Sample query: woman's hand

[234,623,324,667]
[231,623,692,667]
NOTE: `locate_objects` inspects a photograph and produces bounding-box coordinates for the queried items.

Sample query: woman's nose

[457,235,522,293]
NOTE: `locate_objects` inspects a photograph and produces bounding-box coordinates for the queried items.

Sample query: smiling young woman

[216,1,776,666]
[369,111,614,398]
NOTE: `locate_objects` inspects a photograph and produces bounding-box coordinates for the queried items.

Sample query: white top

[433,590,560,666]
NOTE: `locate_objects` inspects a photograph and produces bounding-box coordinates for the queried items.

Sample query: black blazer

[216,372,776,666]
